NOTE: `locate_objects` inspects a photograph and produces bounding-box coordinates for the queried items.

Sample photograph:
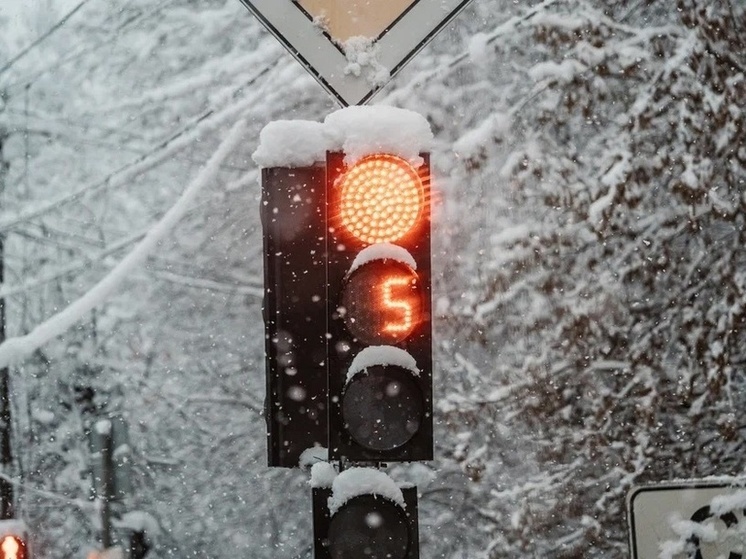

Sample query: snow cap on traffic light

[327,467,405,515]
[324,105,432,165]
[253,106,432,170]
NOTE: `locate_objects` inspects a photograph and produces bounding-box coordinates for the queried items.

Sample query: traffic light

[0,520,28,559]
[312,468,419,559]
[261,163,329,467]
[326,152,433,462]
[0,535,26,559]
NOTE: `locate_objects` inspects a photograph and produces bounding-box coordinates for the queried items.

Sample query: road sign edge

[627,479,746,559]
[237,0,476,106]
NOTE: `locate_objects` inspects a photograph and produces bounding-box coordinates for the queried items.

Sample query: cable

[0,0,93,78]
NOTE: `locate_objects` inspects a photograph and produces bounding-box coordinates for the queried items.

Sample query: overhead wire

[0,54,284,234]
[0,0,93,78]
[3,115,254,172]
[2,0,182,92]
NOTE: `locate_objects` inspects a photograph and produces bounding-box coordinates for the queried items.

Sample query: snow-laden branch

[88,42,282,115]
[383,0,562,104]
[0,472,93,511]
[0,118,248,370]
[0,58,281,233]
[186,395,262,413]
[0,229,145,299]
[151,269,263,298]
[0,0,92,78]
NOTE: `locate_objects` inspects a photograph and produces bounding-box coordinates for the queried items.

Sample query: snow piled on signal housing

[327,467,405,515]
[252,120,331,168]
[325,106,432,166]
[299,446,329,470]
[252,106,433,168]
[310,462,338,489]
[346,345,420,385]
[347,243,417,276]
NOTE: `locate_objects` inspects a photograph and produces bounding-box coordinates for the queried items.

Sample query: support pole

[0,130,14,520]
[98,421,114,549]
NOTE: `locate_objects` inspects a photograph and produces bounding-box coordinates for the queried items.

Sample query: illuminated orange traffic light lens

[337,154,424,244]
[341,259,422,345]
[1,536,24,559]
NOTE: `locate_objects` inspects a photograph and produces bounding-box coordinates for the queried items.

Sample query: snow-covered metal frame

[236,0,475,106]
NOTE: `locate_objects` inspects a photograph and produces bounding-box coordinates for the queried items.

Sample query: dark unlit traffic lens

[328,495,410,559]
[342,365,423,451]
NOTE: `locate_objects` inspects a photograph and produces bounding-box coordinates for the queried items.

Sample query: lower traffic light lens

[327,495,410,559]
[341,259,422,345]
[342,364,423,451]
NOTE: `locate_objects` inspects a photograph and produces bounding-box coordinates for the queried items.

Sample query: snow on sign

[236,0,474,106]
[627,479,746,559]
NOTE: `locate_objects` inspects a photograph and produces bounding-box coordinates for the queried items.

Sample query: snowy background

[0,0,745,557]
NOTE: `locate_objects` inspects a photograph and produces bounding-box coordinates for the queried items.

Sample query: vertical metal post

[98,421,114,549]
[90,419,116,549]
[0,130,14,520]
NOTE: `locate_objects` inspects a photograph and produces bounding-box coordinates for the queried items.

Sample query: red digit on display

[382,276,414,335]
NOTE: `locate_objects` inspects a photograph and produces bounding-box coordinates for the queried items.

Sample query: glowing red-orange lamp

[0,535,25,559]
[337,154,424,245]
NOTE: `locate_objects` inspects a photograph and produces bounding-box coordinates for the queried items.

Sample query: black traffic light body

[325,152,433,463]
[261,165,328,468]
[261,152,433,466]
[312,485,420,559]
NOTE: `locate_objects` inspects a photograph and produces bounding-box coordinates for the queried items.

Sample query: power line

[3,0,195,93]
[3,107,255,172]
[0,0,93,78]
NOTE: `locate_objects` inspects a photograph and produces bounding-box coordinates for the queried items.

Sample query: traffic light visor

[337,154,424,245]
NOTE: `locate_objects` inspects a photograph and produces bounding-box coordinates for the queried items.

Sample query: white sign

[628,480,746,559]
[236,0,474,106]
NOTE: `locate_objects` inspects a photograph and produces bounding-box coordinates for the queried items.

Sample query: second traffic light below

[326,152,433,462]
[312,468,419,559]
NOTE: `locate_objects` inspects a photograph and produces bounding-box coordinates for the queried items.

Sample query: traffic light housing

[312,469,420,559]
[326,152,433,463]
[258,108,433,559]
[261,164,328,467]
